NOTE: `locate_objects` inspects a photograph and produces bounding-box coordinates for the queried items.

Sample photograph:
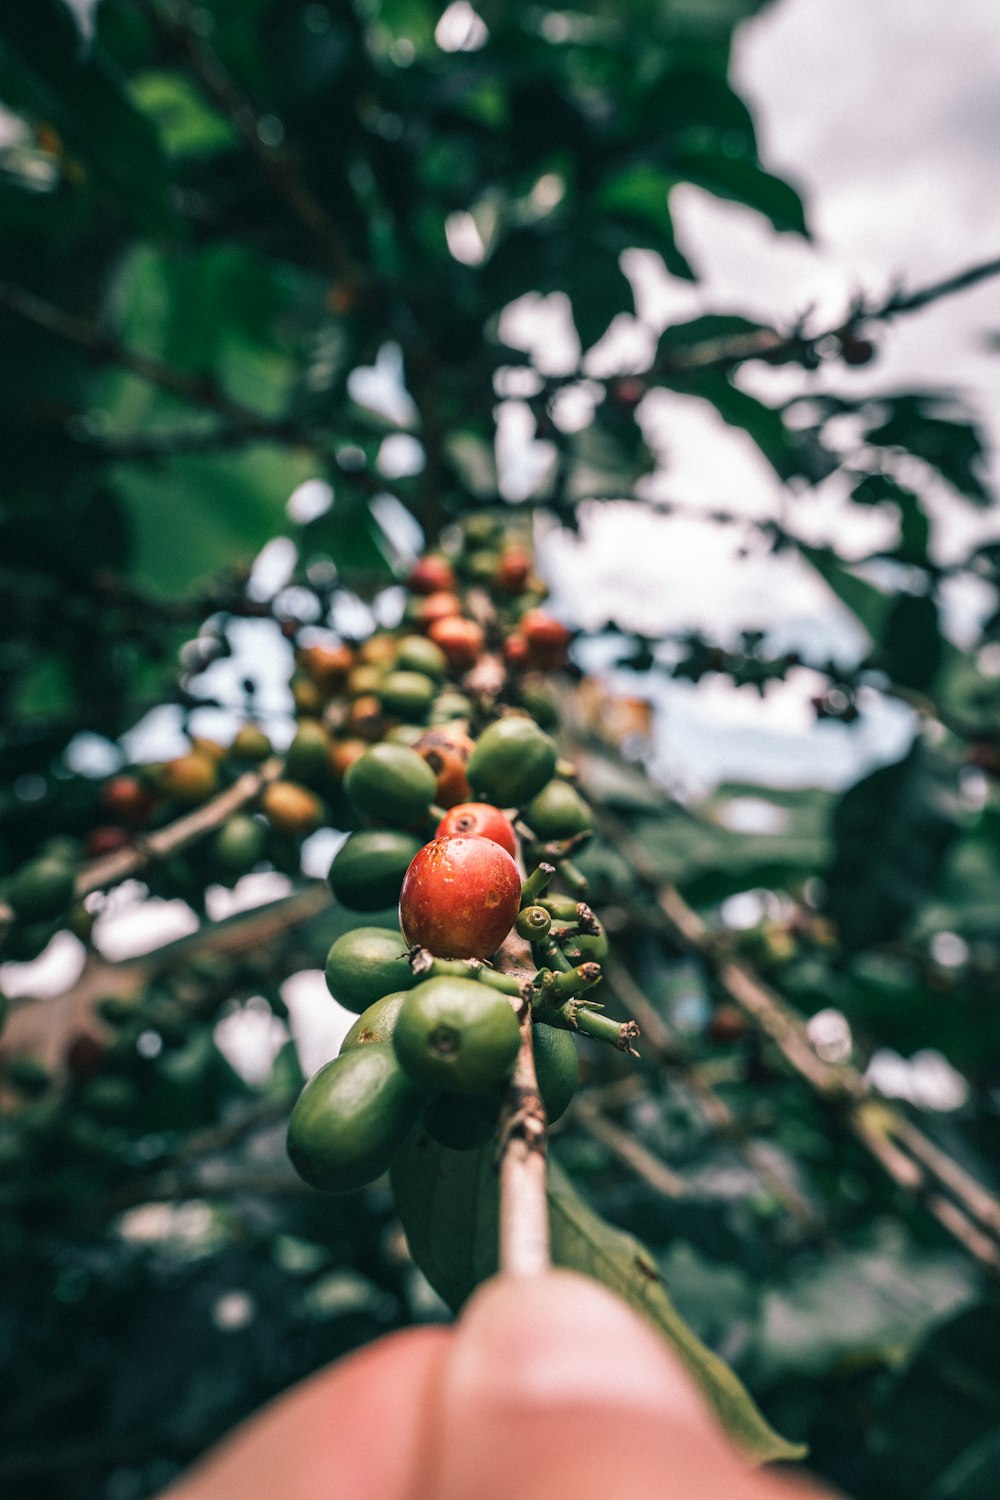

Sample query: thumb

[422,1269,827,1500]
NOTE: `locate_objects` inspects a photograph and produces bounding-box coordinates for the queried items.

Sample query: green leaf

[0,0,171,235]
[825,739,960,952]
[594,166,696,280]
[755,1233,975,1381]
[798,543,891,642]
[129,70,237,160]
[864,393,991,506]
[878,593,942,691]
[868,1295,1000,1500]
[391,1135,805,1465]
[111,444,316,594]
[668,150,809,236]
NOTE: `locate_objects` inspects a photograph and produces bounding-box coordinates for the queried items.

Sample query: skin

[163,1270,837,1500]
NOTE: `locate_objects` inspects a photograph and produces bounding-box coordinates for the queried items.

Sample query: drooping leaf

[864,393,991,506]
[391,1134,805,1464]
[824,739,960,951]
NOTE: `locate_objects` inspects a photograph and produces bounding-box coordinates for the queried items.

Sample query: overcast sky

[543,0,1000,790]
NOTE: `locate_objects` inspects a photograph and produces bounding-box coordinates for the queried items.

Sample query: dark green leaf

[864,393,991,506]
[391,1136,805,1464]
[825,740,960,951]
[668,150,808,236]
[878,593,942,691]
[0,0,171,235]
[798,543,892,641]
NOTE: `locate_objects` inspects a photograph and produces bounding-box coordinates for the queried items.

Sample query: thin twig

[598,807,1000,1271]
[0,280,306,440]
[0,756,285,937]
[77,757,284,901]
[605,958,821,1231]
[572,1094,686,1198]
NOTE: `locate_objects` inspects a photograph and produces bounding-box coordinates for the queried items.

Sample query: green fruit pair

[423,1022,579,1150]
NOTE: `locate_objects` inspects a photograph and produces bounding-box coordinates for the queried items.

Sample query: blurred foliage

[2,1,1000,1498]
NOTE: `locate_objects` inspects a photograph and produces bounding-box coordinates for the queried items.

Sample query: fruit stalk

[494,933,552,1277]
[496,998,551,1276]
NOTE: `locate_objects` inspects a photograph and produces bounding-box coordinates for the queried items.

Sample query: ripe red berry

[428,615,485,670]
[503,632,529,667]
[417,591,462,630]
[399,836,521,960]
[520,610,571,670]
[85,825,133,860]
[409,555,455,596]
[436,802,518,857]
[100,774,157,826]
[495,545,532,594]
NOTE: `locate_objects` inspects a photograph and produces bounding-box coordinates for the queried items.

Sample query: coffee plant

[2,3,1000,1497]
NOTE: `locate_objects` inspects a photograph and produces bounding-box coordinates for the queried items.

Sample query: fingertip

[453,1268,714,1429]
[166,1324,451,1500]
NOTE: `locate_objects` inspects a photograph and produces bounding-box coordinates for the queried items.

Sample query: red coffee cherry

[101,774,157,826]
[428,616,485,670]
[399,836,521,959]
[520,609,571,670]
[409,555,455,596]
[436,802,518,857]
[415,726,474,809]
[417,591,462,629]
[495,545,532,594]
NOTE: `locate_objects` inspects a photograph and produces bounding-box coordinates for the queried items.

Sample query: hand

[165,1269,834,1500]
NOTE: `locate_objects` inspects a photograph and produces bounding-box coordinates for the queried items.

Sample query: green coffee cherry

[287,1044,426,1193]
[523,779,593,840]
[393,977,520,1095]
[324,928,416,1014]
[467,717,557,807]
[8,857,75,922]
[379,671,437,722]
[211,814,267,874]
[328,829,423,910]
[344,744,437,826]
[285,720,331,785]
[340,991,410,1051]
[395,636,447,681]
[533,1023,579,1122]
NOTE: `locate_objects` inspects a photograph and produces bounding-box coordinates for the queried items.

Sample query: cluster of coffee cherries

[286,519,637,1194]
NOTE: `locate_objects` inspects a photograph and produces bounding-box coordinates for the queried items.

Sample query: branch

[596,806,1000,1272]
[572,1093,687,1199]
[878,253,1000,318]
[88,758,284,897]
[604,958,822,1233]
[494,934,551,1276]
[0,758,285,940]
[0,281,320,446]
